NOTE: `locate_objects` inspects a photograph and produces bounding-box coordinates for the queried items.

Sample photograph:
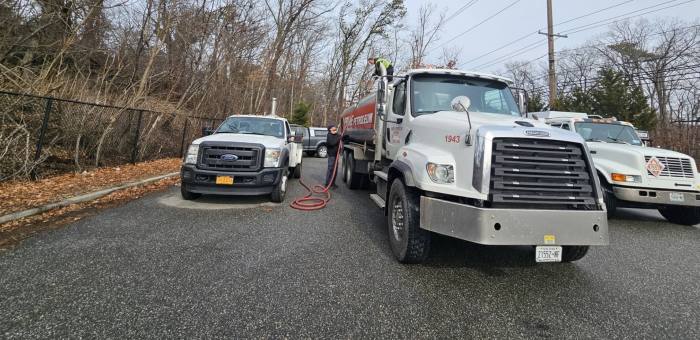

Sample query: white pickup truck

[535,111,700,225]
[180,115,303,203]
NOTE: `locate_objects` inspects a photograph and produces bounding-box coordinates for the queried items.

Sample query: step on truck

[340,69,609,263]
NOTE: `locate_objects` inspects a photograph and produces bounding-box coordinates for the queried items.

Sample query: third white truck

[536,111,700,225]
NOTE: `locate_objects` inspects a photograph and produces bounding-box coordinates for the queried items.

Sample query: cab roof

[227,114,288,121]
[401,68,513,84]
[548,116,635,127]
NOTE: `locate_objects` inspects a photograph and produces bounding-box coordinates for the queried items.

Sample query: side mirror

[202,127,214,136]
[518,89,527,116]
[451,96,471,112]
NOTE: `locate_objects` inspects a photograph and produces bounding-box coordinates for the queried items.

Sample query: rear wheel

[291,162,302,179]
[180,183,201,200]
[387,179,431,263]
[316,145,328,158]
[271,169,288,203]
[658,206,700,226]
[341,152,348,183]
[561,246,589,262]
[345,154,365,189]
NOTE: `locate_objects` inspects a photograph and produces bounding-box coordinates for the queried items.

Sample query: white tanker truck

[339,68,609,263]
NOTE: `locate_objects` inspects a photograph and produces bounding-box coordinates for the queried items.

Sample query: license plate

[535,246,562,263]
[669,192,685,202]
[216,176,234,185]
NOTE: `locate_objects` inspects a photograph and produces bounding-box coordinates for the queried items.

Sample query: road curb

[0,172,179,225]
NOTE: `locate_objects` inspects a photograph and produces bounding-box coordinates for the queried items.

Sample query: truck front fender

[593,158,641,185]
[389,160,416,187]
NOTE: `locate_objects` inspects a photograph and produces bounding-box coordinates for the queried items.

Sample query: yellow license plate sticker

[216,176,234,185]
[544,234,556,245]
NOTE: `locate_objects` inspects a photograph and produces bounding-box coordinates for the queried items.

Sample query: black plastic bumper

[180,164,283,196]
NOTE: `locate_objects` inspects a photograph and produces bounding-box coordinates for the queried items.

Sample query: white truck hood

[192,133,285,149]
[588,142,692,159]
[588,141,699,189]
[418,110,551,129]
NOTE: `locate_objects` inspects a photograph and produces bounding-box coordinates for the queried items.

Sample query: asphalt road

[1,158,699,338]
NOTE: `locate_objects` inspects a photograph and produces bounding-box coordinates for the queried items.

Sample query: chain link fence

[0,91,221,181]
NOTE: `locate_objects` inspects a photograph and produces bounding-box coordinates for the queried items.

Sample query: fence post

[180,118,189,157]
[31,97,54,180]
[131,110,144,164]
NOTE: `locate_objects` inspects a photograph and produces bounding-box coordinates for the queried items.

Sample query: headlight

[184,144,199,164]
[426,163,454,184]
[264,148,282,167]
[611,173,641,183]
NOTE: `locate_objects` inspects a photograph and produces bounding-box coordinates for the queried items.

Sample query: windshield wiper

[585,138,605,142]
[606,137,630,144]
[239,132,270,136]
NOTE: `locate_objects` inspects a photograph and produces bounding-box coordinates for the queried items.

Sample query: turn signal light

[611,173,641,183]
[611,173,626,182]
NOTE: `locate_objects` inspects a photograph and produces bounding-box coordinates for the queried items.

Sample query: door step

[369,194,386,209]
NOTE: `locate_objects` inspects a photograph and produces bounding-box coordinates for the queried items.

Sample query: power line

[471,0,698,71]
[444,0,479,24]
[523,25,700,82]
[530,65,700,92]
[461,0,635,67]
[431,0,522,53]
[563,0,696,35]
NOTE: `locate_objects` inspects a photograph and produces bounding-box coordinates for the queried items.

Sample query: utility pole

[538,0,567,109]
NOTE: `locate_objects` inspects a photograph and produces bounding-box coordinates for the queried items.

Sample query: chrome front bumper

[419,197,609,246]
[613,186,700,207]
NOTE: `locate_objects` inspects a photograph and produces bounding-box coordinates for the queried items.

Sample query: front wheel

[271,170,288,203]
[602,182,617,218]
[658,206,700,226]
[180,183,201,200]
[387,179,431,263]
[561,246,589,262]
[316,145,328,158]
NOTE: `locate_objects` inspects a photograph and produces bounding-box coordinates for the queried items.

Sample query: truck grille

[489,138,597,210]
[644,156,694,178]
[198,142,263,172]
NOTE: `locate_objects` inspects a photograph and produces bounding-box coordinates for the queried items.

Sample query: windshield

[410,74,520,116]
[574,122,642,146]
[216,116,284,138]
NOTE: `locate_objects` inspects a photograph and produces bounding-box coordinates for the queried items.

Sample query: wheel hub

[391,197,405,241]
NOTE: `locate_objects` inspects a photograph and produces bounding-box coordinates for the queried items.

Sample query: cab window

[392,81,406,116]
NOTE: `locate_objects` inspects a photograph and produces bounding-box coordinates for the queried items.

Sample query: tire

[292,163,302,179]
[180,183,201,200]
[387,179,431,263]
[561,246,589,262]
[658,206,700,226]
[601,181,617,218]
[271,169,288,203]
[345,154,364,190]
[341,152,348,183]
[316,145,328,158]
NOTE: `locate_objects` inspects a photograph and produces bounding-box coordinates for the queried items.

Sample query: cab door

[384,79,408,159]
[287,122,303,166]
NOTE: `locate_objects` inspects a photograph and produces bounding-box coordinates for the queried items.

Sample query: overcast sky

[403,0,700,73]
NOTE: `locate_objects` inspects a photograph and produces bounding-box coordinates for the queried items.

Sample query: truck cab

[181,115,303,203]
[536,111,700,225]
[341,69,609,263]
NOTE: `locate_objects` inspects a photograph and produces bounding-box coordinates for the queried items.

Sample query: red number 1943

[445,135,460,143]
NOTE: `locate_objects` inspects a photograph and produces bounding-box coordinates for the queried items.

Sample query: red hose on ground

[290,134,343,211]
